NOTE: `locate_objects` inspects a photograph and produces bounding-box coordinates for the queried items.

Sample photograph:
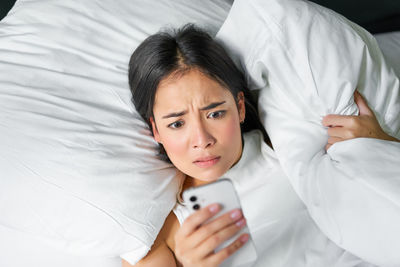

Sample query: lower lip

[194,157,220,168]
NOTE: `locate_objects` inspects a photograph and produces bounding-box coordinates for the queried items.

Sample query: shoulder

[122,211,180,267]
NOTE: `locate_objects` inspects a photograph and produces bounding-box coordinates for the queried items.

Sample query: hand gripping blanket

[217,0,400,266]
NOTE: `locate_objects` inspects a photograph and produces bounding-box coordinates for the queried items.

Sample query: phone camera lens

[189,196,197,202]
[193,204,200,210]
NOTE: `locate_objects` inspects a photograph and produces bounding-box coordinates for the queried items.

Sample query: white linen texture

[0,0,232,266]
[217,0,400,266]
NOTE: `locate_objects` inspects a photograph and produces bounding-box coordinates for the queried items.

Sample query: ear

[237,92,246,123]
[150,117,162,143]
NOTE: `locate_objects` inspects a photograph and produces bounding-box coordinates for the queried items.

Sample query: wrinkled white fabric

[174,131,376,267]
[375,31,400,78]
[217,0,400,266]
[0,0,232,266]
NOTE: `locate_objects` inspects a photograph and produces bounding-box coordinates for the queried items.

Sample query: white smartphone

[182,178,257,267]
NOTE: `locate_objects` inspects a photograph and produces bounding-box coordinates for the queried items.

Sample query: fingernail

[236,218,246,228]
[230,209,241,219]
[240,234,249,243]
[209,204,219,213]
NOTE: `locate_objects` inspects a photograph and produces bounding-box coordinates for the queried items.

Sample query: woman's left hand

[322,90,399,151]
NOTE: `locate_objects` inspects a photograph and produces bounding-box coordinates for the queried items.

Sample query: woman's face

[151,69,245,184]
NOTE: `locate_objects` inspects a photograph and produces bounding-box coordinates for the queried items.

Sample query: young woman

[124,24,399,267]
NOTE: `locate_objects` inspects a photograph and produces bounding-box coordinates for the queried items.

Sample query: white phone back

[182,179,257,267]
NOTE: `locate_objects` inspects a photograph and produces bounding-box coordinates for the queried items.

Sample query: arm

[123,204,247,267]
[122,242,176,267]
[122,212,177,267]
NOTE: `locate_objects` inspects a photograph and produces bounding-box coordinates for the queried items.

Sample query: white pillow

[0,0,232,266]
[217,0,400,265]
[375,31,400,78]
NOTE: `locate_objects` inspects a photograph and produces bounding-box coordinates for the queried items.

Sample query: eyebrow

[161,101,226,119]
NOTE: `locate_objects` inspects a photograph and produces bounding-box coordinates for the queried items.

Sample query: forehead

[154,69,234,109]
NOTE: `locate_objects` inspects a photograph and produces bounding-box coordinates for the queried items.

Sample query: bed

[1,0,399,266]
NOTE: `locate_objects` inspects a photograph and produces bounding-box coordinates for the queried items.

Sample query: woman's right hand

[174,203,249,267]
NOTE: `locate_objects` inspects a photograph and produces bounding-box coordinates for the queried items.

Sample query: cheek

[158,132,187,162]
[220,116,242,144]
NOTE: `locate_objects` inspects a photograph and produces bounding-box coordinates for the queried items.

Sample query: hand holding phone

[175,179,257,267]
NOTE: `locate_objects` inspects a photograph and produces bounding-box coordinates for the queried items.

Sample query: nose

[191,121,216,149]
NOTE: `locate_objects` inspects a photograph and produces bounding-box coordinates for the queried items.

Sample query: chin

[194,168,228,182]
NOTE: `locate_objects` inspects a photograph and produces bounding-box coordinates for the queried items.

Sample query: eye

[167,120,184,129]
[207,110,226,119]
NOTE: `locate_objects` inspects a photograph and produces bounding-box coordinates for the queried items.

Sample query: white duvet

[217,0,400,266]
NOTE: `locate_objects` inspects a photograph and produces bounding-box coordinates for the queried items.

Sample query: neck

[183,176,208,189]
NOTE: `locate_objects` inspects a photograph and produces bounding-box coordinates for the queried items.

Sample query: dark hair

[128,24,269,162]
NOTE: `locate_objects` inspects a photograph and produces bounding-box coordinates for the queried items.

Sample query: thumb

[354,91,373,116]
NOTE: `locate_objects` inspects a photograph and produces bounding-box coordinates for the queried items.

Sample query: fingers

[322,91,374,128]
[327,136,343,144]
[325,143,332,151]
[323,113,357,151]
[179,203,221,238]
[175,205,249,267]
[322,114,357,128]
[188,209,244,250]
[327,127,356,139]
[325,136,342,151]
[195,216,247,258]
[323,115,355,150]
[207,233,249,266]
[323,90,390,151]
[354,90,373,116]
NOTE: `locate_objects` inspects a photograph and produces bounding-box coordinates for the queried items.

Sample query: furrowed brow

[162,111,187,119]
[161,101,226,119]
[200,101,226,111]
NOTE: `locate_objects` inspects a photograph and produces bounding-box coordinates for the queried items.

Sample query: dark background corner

[0,0,399,33]
[0,0,16,21]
